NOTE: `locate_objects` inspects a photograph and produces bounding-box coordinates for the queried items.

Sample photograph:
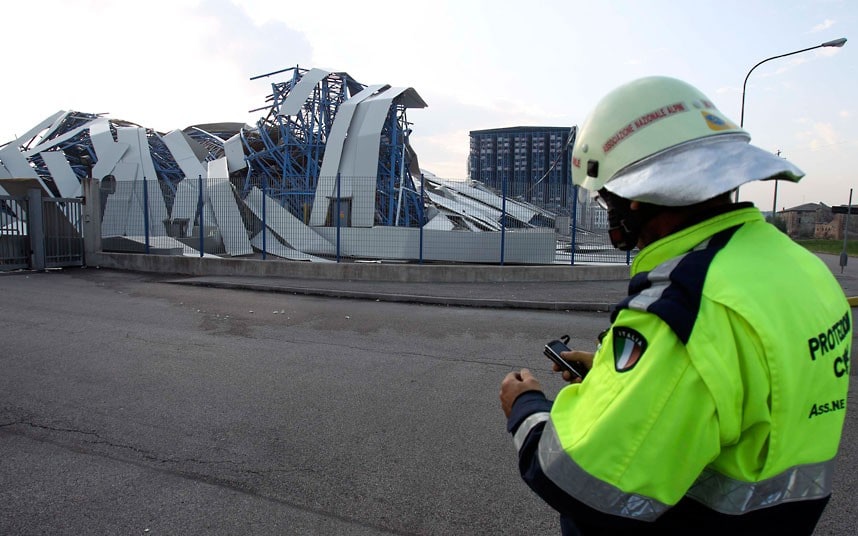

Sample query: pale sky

[1,0,855,210]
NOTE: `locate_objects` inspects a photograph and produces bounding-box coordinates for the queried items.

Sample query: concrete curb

[167,279,617,312]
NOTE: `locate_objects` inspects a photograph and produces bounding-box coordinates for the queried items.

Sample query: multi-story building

[467,125,612,237]
[468,126,574,214]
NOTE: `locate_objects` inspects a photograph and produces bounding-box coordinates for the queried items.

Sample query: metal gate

[0,195,29,270]
[42,195,84,268]
[0,190,84,271]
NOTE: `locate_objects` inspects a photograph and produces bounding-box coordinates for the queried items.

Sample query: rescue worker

[500,76,851,535]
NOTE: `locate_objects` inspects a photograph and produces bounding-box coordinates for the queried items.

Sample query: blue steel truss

[241,67,355,216]
[242,66,425,227]
[25,115,97,198]
[376,104,422,226]
[183,128,225,162]
[29,111,102,150]
[147,131,185,194]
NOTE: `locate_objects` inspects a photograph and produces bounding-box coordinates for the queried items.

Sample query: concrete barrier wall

[86,252,631,283]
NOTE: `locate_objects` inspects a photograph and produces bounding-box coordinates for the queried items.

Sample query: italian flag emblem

[613,327,647,372]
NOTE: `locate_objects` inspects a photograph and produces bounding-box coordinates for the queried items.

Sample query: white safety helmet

[572,76,804,206]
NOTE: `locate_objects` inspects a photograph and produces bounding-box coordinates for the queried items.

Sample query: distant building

[821,205,858,241]
[815,219,841,240]
[468,126,574,213]
[779,202,834,239]
[592,206,608,230]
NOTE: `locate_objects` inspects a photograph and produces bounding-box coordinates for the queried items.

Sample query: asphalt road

[1,269,855,535]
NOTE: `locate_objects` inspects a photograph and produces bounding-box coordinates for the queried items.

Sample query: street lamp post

[840,188,852,274]
[740,37,847,128]
[737,37,847,206]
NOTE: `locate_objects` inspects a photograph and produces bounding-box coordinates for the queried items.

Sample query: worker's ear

[630,201,641,211]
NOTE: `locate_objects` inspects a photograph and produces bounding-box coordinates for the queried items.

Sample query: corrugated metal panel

[208,176,252,257]
[244,187,335,254]
[41,151,81,198]
[249,232,332,262]
[310,84,387,227]
[281,68,330,116]
[89,118,130,179]
[424,190,501,231]
[338,86,411,227]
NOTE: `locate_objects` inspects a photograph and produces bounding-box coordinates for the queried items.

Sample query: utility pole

[840,188,852,274]
[772,149,781,223]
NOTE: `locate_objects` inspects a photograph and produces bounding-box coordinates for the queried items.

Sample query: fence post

[27,188,45,271]
[419,173,424,264]
[142,177,150,254]
[570,186,579,266]
[336,173,341,263]
[500,173,507,266]
[197,175,204,257]
[261,179,267,260]
[82,177,102,263]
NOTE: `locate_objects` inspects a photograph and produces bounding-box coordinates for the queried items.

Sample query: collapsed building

[0,66,558,264]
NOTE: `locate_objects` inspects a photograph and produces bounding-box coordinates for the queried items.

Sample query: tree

[767,215,787,233]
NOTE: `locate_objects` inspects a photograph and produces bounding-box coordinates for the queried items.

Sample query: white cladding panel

[172,178,199,222]
[0,144,40,178]
[338,87,410,227]
[40,151,81,198]
[425,190,501,231]
[249,232,332,262]
[13,111,66,147]
[89,118,130,179]
[281,68,330,116]
[101,176,168,237]
[223,133,247,172]
[208,177,252,257]
[310,84,387,227]
[312,226,555,263]
[244,188,334,254]
[162,130,207,180]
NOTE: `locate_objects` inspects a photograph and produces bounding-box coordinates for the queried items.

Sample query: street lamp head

[822,37,847,48]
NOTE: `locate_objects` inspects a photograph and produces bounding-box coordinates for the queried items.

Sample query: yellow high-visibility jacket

[509,204,851,535]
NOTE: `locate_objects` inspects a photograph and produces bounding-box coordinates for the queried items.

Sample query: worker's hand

[554,350,595,384]
[500,368,543,418]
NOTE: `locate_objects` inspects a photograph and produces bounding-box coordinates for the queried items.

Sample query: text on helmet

[602,102,688,154]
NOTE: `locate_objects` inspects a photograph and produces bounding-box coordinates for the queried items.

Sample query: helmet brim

[603,134,804,206]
